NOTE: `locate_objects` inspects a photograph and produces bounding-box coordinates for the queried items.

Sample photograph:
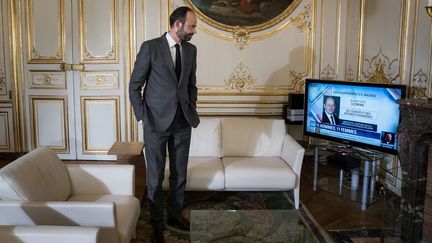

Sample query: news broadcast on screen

[303,79,406,154]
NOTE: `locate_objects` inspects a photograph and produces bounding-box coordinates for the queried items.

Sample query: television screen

[303,79,406,155]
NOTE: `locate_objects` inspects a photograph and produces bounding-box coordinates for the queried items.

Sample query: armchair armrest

[281,134,305,209]
[0,225,100,243]
[67,164,135,196]
[281,134,305,177]
[0,201,116,227]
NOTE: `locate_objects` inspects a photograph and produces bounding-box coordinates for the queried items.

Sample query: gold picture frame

[184,0,302,33]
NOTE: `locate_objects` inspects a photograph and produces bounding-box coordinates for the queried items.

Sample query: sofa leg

[294,187,300,209]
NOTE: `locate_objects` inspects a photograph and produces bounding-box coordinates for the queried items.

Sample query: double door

[23,0,127,159]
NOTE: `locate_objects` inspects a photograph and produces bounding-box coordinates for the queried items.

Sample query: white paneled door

[23,0,126,159]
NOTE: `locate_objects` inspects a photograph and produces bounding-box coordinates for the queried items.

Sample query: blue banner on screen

[303,79,406,155]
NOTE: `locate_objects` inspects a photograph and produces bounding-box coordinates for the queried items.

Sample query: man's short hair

[324,96,335,104]
[169,6,192,27]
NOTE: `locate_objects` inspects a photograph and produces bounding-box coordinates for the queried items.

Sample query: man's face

[324,98,335,115]
[385,133,392,142]
[176,11,197,41]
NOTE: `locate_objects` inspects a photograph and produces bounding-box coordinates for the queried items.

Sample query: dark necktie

[175,44,181,80]
[331,115,335,125]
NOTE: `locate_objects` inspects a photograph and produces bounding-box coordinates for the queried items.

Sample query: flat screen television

[303,79,407,155]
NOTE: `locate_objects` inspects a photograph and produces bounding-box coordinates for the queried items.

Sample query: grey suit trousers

[144,105,191,229]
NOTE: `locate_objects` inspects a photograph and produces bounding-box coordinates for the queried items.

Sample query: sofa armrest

[0,225,100,243]
[0,201,116,227]
[281,134,305,177]
[67,164,134,196]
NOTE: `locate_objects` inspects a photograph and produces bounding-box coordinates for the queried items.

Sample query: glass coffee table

[190,210,318,242]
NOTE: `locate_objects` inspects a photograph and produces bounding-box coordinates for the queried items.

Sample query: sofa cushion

[222,118,286,157]
[0,147,71,201]
[189,118,222,157]
[162,157,225,190]
[222,157,297,190]
[186,157,225,190]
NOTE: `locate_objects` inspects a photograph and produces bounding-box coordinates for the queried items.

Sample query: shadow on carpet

[132,191,332,243]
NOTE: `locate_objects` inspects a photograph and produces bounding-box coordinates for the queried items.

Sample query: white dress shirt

[165,33,181,65]
[325,111,336,125]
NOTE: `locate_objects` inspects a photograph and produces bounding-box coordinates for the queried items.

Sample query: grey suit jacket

[129,33,200,131]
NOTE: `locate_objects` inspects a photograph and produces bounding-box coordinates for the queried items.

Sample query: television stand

[312,143,384,211]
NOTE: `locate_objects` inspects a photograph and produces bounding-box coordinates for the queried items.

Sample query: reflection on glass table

[313,144,432,242]
[190,210,316,242]
[312,143,385,210]
[379,160,432,242]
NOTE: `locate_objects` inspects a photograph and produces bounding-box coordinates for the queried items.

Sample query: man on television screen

[322,96,340,125]
[382,132,395,145]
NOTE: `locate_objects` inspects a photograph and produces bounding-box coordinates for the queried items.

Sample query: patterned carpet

[132,191,332,242]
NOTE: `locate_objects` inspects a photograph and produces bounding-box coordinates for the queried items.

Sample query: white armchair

[0,225,100,243]
[0,147,140,243]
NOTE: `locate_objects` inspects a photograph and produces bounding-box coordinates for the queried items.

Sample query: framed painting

[184,0,302,32]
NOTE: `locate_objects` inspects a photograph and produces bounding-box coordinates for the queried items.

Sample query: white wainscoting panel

[30,96,68,152]
[80,97,119,154]
[0,108,14,151]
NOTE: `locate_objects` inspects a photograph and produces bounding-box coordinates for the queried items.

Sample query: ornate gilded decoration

[363,49,399,84]
[83,46,115,60]
[290,70,306,93]
[346,66,355,81]
[29,71,66,90]
[233,26,250,50]
[410,69,428,98]
[367,63,390,83]
[320,64,336,80]
[95,75,105,85]
[225,61,256,92]
[31,46,40,58]
[80,71,119,90]
[32,47,63,59]
[0,69,6,95]
[289,4,312,32]
[44,75,52,85]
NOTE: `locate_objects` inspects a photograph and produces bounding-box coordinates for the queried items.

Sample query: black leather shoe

[151,228,164,243]
[167,216,190,231]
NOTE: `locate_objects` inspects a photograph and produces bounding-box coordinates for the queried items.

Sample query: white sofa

[0,147,140,243]
[158,117,305,209]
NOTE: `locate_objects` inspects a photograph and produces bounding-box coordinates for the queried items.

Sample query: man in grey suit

[129,6,199,243]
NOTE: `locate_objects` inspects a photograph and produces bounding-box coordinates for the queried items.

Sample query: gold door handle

[72,64,85,71]
[60,63,85,71]
[60,63,72,70]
